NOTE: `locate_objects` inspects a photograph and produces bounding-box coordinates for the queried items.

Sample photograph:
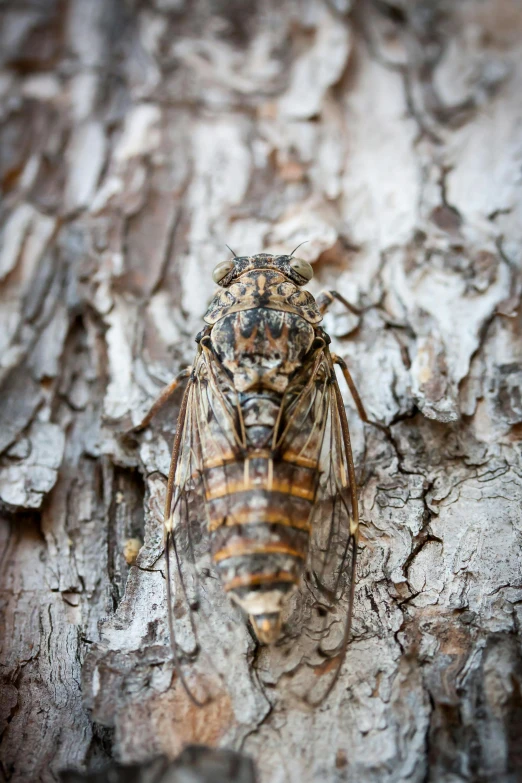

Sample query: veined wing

[274,346,358,704]
[163,347,244,705]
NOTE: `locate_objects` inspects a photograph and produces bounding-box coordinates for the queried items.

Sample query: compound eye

[290,257,313,281]
[212,259,235,285]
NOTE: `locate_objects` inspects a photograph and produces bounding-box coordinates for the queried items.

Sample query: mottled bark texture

[1,1,521,782]
[59,746,257,783]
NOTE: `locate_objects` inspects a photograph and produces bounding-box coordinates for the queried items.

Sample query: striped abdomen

[205,454,318,642]
[203,391,319,643]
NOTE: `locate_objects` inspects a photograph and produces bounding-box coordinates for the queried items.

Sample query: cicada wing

[162,371,210,705]
[163,349,245,705]
[309,376,358,603]
[274,349,331,465]
[303,368,359,704]
[272,348,359,703]
[165,349,243,580]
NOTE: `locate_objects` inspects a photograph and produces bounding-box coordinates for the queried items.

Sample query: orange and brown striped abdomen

[204,455,318,621]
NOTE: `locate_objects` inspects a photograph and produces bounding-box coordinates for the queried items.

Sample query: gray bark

[59,746,257,783]
[1,1,522,782]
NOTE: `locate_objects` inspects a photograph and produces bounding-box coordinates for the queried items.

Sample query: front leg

[316,289,362,317]
[332,353,390,436]
[130,366,192,432]
[317,288,390,435]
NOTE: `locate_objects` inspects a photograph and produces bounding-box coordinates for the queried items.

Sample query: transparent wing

[309,367,358,606]
[163,348,244,705]
[274,347,359,704]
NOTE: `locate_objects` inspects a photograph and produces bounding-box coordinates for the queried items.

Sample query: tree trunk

[1,1,521,781]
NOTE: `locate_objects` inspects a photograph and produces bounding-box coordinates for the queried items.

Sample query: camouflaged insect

[139,252,369,704]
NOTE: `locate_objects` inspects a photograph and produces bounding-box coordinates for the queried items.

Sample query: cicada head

[212,253,313,288]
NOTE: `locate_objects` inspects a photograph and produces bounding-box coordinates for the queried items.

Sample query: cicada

[135,252,375,705]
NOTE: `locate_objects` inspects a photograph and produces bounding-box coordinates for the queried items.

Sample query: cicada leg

[131,366,192,432]
[316,289,362,317]
[331,354,390,436]
[331,354,368,423]
[316,288,389,435]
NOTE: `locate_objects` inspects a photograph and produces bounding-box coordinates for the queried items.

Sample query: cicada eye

[212,259,235,285]
[290,257,313,281]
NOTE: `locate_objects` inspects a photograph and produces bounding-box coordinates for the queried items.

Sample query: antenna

[226,244,238,257]
[289,240,309,257]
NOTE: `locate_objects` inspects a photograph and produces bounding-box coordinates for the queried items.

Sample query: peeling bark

[1,2,521,782]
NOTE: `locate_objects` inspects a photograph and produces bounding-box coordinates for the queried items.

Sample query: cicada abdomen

[155,253,362,704]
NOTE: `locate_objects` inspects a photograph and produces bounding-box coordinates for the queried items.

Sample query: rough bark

[1,1,522,782]
[59,746,257,783]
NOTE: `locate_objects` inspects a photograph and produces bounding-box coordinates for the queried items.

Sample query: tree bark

[1,1,522,782]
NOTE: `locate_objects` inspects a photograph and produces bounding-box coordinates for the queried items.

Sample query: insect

[134,251,377,705]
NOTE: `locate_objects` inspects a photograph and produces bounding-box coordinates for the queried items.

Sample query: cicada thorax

[200,269,327,643]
